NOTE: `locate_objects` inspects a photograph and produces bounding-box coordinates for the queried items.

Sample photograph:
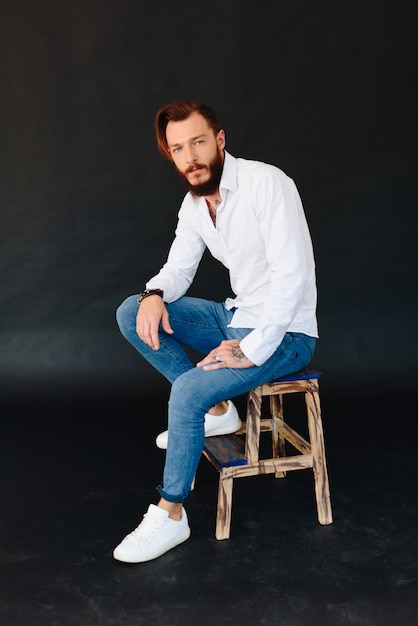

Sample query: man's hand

[197,339,255,370]
[136,296,173,350]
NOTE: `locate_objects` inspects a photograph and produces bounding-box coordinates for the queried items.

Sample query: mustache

[186,163,206,174]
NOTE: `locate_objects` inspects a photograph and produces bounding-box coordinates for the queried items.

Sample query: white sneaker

[113,504,191,563]
[155,400,242,449]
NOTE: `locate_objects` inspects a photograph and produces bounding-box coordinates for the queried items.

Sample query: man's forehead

[166,112,211,145]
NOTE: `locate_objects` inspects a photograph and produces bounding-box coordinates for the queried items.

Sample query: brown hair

[155,100,221,159]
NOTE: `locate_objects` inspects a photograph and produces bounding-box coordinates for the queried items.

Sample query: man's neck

[205,191,221,207]
[205,191,221,226]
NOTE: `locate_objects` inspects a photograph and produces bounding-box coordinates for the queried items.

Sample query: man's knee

[116,295,138,334]
[169,371,213,415]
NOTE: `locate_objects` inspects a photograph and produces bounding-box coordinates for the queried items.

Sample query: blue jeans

[116,295,316,503]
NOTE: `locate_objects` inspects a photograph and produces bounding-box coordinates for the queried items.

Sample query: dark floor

[1,376,417,626]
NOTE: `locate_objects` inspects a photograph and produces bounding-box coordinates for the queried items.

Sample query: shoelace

[127,513,166,544]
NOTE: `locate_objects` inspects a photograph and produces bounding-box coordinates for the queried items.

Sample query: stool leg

[245,387,261,464]
[215,470,234,540]
[270,394,286,478]
[305,379,333,525]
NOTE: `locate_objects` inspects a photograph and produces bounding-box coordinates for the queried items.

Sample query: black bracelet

[137,288,164,304]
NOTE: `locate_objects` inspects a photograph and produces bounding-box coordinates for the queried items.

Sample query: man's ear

[217,129,226,151]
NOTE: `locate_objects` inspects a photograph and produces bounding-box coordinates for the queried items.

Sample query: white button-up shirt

[147,151,318,366]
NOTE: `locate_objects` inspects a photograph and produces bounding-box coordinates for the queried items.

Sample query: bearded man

[113,100,318,563]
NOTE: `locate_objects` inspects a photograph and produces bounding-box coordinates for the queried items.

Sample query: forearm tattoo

[231,345,246,363]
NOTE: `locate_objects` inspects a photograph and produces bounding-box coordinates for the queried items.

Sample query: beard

[176,149,224,197]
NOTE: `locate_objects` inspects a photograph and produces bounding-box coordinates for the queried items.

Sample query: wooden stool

[202,370,333,539]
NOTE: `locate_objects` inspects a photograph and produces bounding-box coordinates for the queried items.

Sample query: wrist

[137,288,164,304]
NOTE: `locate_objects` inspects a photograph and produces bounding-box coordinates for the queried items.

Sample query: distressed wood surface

[203,434,247,469]
[305,379,333,525]
[235,418,272,434]
[201,372,333,539]
[215,473,234,540]
[261,379,308,395]
[270,394,286,477]
[245,387,262,464]
[276,419,311,455]
[222,455,314,478]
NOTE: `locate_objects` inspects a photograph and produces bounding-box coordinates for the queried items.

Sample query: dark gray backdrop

[1,0,417,394]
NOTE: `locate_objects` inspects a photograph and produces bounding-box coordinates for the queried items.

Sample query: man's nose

[185,146,197,163]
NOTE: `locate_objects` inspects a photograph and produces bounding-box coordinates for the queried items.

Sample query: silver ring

[215,354,221,362]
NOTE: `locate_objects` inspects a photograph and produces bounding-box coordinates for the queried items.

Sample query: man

[114,100,318,563]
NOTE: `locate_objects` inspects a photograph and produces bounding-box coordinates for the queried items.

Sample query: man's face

[166,112,225,196]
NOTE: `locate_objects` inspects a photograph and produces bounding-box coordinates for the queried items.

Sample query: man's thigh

[166,296,234,354]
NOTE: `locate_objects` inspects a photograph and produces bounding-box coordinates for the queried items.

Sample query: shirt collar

[219,151,237,194]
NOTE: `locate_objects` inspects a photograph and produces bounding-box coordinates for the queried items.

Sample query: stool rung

[276,419,311,455]
[203,434,247,469]
[235,418,272,435]
[226,454,314,478]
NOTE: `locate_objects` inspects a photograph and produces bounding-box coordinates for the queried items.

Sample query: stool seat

[266,368,321,382]
[202,369,333,539]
